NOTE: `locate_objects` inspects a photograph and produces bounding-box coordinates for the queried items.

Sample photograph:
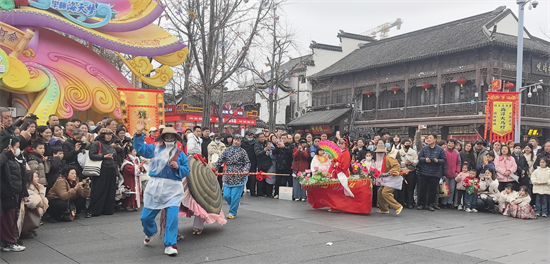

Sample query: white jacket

[398,148,418,171]
[186,133,203,156]
[499,190,517,205]
[310,155,331,172]
[531,167,550,195]
[478,178,500,202]
[510,194,531,207]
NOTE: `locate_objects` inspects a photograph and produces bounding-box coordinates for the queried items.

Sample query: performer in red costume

[329,139,351,178]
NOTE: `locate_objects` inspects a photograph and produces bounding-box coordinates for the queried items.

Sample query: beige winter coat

[531,167,550,195]
[207,141,226,166]
[478,178,500,202]
[26,184,49,216]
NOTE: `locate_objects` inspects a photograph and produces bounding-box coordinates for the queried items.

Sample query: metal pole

[515,1,526,143]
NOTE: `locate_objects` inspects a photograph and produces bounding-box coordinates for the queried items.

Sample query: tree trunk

[268,93,274,132]
[202,88,212,129]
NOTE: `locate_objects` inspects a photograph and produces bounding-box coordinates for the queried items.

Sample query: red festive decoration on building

[390,86,399,94]
[457,78,468,87]
[364,90,373,97]
[421,83,432,91]
[491,79,502,91]
[504,82,514,90]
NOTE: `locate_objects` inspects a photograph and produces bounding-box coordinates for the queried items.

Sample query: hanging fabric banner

[118,88,165,135]
[484,92,519,143]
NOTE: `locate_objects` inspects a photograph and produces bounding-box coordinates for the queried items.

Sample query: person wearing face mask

[133,120,190,256]
[384,138,401,163]
[0,136,29,252]
[398,138,419,209]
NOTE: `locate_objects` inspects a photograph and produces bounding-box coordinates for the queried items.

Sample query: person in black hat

[473,140,488,169]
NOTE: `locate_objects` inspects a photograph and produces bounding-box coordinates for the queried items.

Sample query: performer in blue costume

[213,135,250,219]
[133,120,189,256]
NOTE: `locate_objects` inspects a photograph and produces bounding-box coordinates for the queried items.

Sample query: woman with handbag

[22,172,49,237]
[86,128,118,218]
[46,168,90,221]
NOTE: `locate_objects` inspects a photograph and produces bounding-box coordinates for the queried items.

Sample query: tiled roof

[337,30,375,42]
[311,6,550,79]
[223,89,256,104]
[309,41,342,52]
[287,108,351,127]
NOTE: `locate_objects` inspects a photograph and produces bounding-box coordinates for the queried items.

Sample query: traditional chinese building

[306,6,549,142]
[165,89,259,135]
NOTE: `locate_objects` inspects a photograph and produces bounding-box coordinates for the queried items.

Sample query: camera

[532,0,538,8]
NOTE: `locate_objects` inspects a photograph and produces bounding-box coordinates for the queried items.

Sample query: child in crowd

[503,185,536,219]
[499,183,517,213]
[454,162,471,210]
[531,158,550,217]
[45,146,67,191]
[477,152,495,174]
[27,140,47,185]
[462,167,480,213]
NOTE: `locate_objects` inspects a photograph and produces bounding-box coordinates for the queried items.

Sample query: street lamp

[515,0,539,143]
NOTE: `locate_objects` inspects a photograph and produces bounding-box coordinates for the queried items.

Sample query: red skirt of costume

[306,179,372,214]
[180,178,227,226]
[503,204,536,219]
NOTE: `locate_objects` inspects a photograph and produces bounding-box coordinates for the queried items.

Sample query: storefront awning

[287,108,351,127]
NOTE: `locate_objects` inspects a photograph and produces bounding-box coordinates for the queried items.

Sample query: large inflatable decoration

[0,0,188,125]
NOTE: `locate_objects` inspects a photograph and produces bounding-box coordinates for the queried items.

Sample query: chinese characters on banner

[491,102,513,136]
[484,92,519,143]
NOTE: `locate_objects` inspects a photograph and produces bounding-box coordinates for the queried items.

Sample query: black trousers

[247,168,258,196]
[87,166,117,216]
[217,167,223,191]
[48,199,69,221]
[372,186,379,207]
[417,175,440,206]
[476,197,495,212]
[274,169,292,196]
[395,170,417,206]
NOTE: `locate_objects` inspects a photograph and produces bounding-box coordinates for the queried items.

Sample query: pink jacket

[455,172,470,190]
[494,155,518,183]
[445,149,461,178]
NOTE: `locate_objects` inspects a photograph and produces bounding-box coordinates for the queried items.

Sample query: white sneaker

[144,235,153,246]
[2,243,26,252]
[457,205,463,211]
[164,245,178,256]
[471,208,478,213]
[465,208,472,213]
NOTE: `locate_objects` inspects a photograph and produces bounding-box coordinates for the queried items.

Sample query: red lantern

[421,83,432,91]
[504,82,514,90]
[390,86,399,94]
[364,90,373,97]
[456,78,468,87]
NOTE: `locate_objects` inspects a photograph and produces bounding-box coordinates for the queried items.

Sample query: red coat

[291,148,310,172]
[329,149,351,177]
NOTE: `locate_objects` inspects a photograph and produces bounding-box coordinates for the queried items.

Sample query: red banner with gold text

[484,92,519,143]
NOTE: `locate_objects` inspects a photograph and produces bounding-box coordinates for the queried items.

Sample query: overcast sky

[279,0,550,57]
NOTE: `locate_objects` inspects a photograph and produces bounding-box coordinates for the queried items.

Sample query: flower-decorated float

[0,0,188,126]
[296,141,380,214]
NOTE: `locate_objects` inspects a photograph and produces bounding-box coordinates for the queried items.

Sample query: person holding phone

[291,139,309,201]
[86,128,118,218]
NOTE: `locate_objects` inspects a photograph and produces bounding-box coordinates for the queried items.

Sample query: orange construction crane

[362,18,403,40]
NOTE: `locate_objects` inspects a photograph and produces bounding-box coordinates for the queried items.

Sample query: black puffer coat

[272,143,293,172]
[1,150,28,211]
